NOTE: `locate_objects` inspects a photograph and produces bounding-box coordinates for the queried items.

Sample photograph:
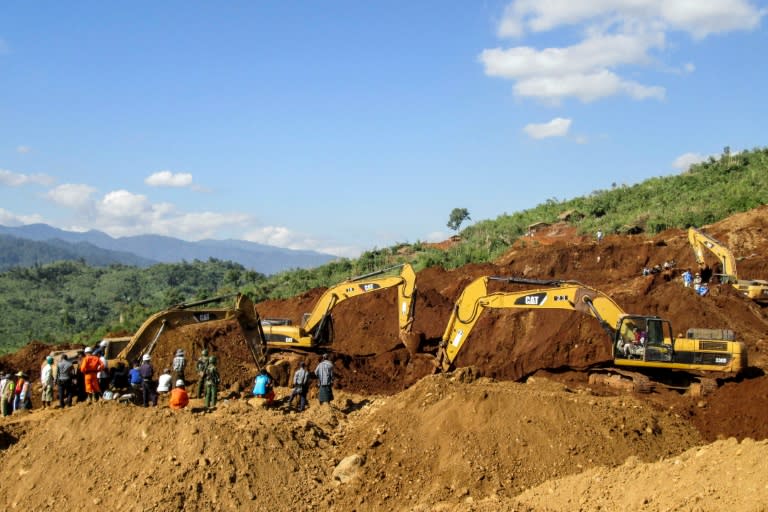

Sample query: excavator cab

[614,316,674,363]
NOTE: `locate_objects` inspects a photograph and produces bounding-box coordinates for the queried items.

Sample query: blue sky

[1,1,766,257]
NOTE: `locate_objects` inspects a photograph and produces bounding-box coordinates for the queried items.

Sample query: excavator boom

[263,263,417,350]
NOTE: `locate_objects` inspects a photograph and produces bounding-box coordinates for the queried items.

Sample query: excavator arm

[438,276,747,380]
[687,227,738,280]
[439,277,626,370]
[263,263,417,349]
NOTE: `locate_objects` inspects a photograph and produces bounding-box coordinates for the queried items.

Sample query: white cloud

[16,146,31,154]
[46,184,97,209]
[497,0,764,39]
[0,169,55,187]
[672,152,708,171]
[683,62,695,73]
[0,208,44,226]
[243,226,356,257]
[145,170,194,188]
[524,117,572,139]
[484,0,764,103]
[97,190,151,218]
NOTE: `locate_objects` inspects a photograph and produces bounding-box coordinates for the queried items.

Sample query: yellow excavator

[111,293,268,369]
[438,276,747,394]
[687,227,768,303]
[262,263,418,351]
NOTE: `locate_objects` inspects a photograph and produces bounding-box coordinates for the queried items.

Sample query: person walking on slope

[196,349,210,399]
[288,361,310,412]
[172,349,186,385]
[56,354,75,408]
[1,373,15,416]
[314,354,334,405]
[204,356,220,410]
[169,380,190,410]
[79,346,104,403]
[40,355,55,408]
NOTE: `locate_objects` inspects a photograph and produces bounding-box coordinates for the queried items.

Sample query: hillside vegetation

[0,146,765,353]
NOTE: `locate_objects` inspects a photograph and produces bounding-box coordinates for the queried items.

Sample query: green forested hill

[0,259,264,353]
[1,146,765,353]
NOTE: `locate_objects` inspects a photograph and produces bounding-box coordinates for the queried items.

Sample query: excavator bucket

[399,329,423,355]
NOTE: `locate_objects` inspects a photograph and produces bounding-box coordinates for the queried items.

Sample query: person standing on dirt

[203,356,220,410]
[172,349,186,385]
[314,354,334,405]
[288,362,310,412]
[682,269,693,288]
[95,348,110,393]
[1,373,15,416]
[196,349,210,399]
[596,230,604,244]
[79,346,104,403]
[139,354,157,407]
[40,356,55,408]
[14,371,32,412]
[156,368,172,401]
[169,379,190,410]
[56,354,75,408]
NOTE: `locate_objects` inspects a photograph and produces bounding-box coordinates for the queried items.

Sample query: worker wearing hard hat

[169,380,190,410]
[138,354,157,407]
[79,346,105,403]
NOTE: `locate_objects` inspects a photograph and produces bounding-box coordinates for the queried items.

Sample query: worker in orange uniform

[169,379,189,410]
[79,346,104,403]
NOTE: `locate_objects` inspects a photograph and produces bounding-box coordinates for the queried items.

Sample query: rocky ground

[2,206,768,510]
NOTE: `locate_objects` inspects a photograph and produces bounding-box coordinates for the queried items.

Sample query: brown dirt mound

[515,437,768,512]
[0,374,704,511]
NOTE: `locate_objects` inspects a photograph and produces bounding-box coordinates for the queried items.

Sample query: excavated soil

[2,206,768,510]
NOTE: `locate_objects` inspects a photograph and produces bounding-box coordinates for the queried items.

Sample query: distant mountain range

[0,224,336,274]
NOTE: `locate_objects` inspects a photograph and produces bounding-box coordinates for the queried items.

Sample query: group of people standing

[2,344,337,416]
[253,353,334,412]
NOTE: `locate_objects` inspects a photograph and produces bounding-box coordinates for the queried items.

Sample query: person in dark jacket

[56,354,75,408]
[314,354,334,405]
[288,362,310,412]
[139,354,157,407]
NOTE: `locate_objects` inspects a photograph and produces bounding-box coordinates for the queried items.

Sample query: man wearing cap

[0,373,15,416]
[14,371,32,411]
[195,349,210,399]
[172,349,186,386]
[169,380,190,410]
[40,355,55,408]
[139,354,157,407]
[79,346,104,403]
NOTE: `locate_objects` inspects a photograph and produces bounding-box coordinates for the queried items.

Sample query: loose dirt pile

[0,373,709,511]
[2,206,768,509]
